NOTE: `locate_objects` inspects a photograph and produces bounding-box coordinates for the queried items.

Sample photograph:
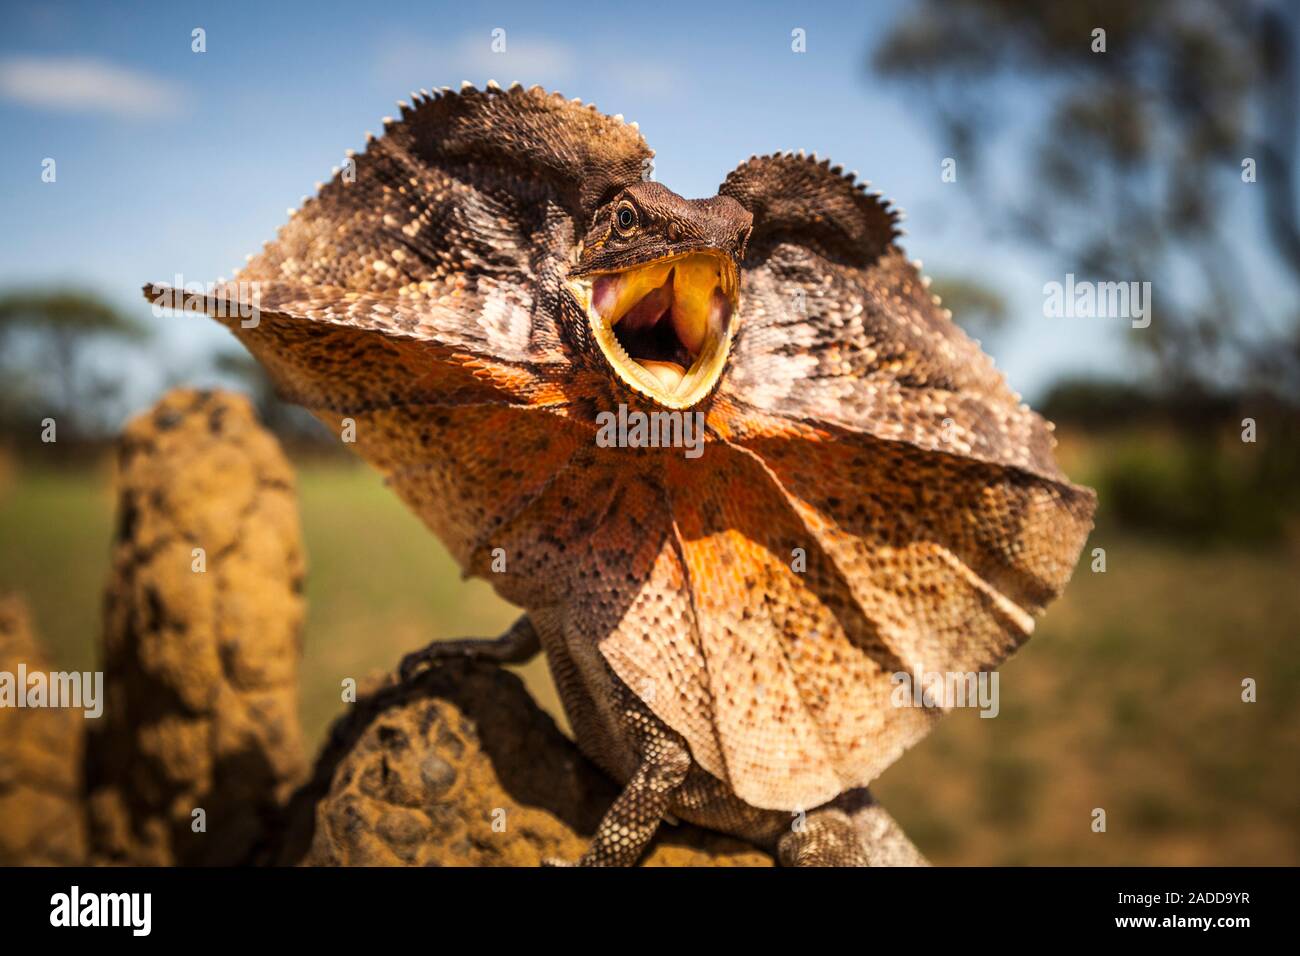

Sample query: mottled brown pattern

[86,390,308,865]
[0,596,87,865]
[145,83,1095,864]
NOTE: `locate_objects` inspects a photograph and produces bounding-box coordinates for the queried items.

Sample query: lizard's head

[567,181,752,409]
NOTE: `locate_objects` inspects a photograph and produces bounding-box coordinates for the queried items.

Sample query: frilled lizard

[144,82,1095,866]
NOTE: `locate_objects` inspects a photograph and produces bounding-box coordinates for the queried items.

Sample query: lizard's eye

[614,202,638,236]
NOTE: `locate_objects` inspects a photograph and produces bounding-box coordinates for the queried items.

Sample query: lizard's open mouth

[570,251,737,409]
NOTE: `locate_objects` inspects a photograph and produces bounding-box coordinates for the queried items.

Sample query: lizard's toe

[398,646,434,683]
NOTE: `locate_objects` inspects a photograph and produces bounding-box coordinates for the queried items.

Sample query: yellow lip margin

[568,250,738,410]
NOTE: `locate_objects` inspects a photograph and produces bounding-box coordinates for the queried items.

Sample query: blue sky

[0,0,1137,414]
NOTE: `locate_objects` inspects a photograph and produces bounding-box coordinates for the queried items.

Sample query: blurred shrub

[1044,378,1300,545]
[1099,435,1293,543]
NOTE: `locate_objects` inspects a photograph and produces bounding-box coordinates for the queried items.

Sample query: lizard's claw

[397,617,541,685]
[541,856,577,867]
[398,644,442,683]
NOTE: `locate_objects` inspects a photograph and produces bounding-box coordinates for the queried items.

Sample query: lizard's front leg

[550,691,691,867]
[398,615,540,681]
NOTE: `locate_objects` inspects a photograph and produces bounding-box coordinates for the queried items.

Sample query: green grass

[0,458,556,746]
[872,532,1300,865]
[291,464,558,741]
[2,453,1297,864]
[0,463,116,672]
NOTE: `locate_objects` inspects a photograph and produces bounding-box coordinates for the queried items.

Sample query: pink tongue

[592,276,620,318]
[619,278,673,333]
[640,360,686,391]
[708,287,732,338]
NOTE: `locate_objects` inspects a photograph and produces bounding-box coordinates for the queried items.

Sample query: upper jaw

[568,250,738,409]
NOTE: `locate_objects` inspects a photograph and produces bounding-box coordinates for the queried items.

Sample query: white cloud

[0,55,183,118]
[376,33,576,89]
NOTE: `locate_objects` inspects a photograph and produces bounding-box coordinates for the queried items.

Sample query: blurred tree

[930,275,1008,343]
[874,0,1300,399]
[0,290,148,439]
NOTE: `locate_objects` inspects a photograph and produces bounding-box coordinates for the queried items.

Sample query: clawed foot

[398,642,455,683]
[397,616,540,683]
[397,639,475,686]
